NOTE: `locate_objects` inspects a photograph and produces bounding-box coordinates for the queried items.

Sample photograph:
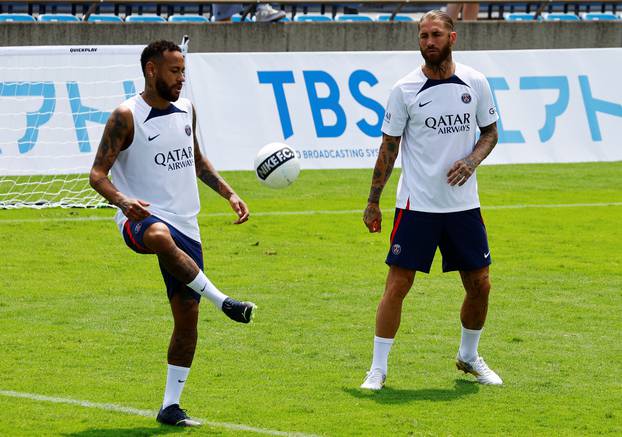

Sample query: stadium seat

[234,14,288,22]
[504,12,541,21]
[0,13,35,22]
[87,14,123,23]
[38,14,80,22]
[336,14,373,22]
[542,13,580,21]
[580,12,618,21]
[168,15,209,23]
[230,15,253,22]
[377,15,414,22]
[294,15,332,22]
[125,15,166,23]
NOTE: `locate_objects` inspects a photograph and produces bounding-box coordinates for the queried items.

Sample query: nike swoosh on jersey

[148,134,160,141]
[418,101,432,107]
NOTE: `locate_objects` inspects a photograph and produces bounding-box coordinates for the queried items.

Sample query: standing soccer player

[361,10,502,390]
[90,40,256,425]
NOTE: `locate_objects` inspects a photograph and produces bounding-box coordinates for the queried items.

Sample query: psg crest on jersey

[461,93,472,104]
[185,125,192,136]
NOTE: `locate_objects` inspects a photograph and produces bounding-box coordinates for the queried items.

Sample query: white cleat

[360,368,386,390]
[456,355,503,385]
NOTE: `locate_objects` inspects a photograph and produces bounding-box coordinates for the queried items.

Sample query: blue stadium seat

[377,15,414,22]
[125,15,166,23]
[542,13,580,21]
[580,12,618,21]
[87,14,123,23]
[294,15,332,22]
[0,13,35,22]
[504,12,541,21]
[168,15,209,23]
[230,15,253,22]
[38,14,80,22]
[336,14,373,22]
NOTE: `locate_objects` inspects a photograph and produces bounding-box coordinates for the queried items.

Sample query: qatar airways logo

[425,113,471,134]
[154,146,194,171]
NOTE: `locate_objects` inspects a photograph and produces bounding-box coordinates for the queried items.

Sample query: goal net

[0,45,144,209]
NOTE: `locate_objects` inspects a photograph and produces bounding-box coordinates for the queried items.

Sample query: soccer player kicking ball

[361,10,502,390]
[90,40,256,426]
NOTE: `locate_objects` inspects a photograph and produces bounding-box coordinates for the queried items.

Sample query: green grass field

[1,162,621,436]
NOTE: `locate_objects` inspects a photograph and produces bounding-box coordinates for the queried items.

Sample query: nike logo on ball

[148,134,160,141]
[419,100,432,107]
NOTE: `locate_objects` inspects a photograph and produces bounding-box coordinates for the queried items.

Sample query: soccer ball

[254,143,300,189]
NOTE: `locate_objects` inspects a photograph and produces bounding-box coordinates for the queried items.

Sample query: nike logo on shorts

[484,251,491,258]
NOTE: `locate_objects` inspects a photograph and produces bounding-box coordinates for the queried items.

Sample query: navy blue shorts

[122,215,203,302]
[386,208,491,273]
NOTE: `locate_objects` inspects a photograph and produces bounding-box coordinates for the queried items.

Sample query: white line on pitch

[0,389,319,437]
[0,202,620,224]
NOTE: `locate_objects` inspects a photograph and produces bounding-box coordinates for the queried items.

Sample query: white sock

[459,326,483,362]
[187,271,228,309]
[370,336,394,375]
[162,364,190,409]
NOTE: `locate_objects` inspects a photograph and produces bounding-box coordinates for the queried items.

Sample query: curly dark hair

[140,40,182,76]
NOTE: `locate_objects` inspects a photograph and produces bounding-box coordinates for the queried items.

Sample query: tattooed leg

[143,222,199,283]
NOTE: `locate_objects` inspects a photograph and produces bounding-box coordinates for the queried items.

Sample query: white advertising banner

[1,47,620,175]
[187,49,622,170]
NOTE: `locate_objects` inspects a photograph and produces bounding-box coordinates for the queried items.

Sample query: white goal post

[0,45,145,209]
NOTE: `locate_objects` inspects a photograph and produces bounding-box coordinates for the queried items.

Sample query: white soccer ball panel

[254,143,300,189]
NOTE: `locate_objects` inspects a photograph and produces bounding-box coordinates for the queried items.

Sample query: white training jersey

[382,63,498,213]
[111,95,201,242]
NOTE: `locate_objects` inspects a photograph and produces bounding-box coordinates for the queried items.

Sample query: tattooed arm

[89,107,150,221]
[447,122,498,187]
[363,134,402,233]
[192,105,249,224]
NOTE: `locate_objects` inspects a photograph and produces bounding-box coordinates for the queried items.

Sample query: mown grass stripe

[0,201,620,224]
[0,389,320,437]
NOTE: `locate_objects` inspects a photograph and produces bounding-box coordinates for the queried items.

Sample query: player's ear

[449,31,457,46]
[145,61,156,79]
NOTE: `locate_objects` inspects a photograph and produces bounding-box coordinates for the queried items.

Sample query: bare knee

[468,280,490,300]
[462,268,491,299]
[172,296,199,326]
[384,266,415,301]
[143,223,175,254]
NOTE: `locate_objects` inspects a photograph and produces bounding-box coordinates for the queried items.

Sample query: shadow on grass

[343,379,479,404]
[63,425,215,436]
